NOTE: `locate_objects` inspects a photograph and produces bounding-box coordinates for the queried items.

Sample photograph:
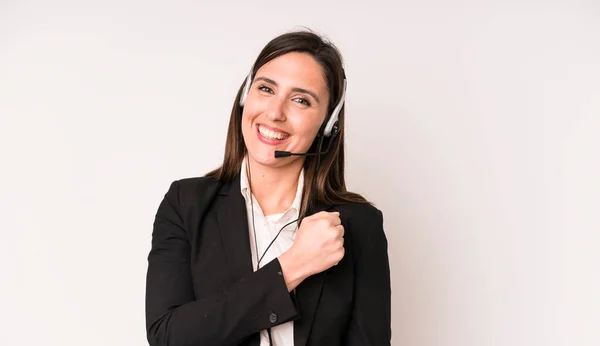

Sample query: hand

[278,211,345,291]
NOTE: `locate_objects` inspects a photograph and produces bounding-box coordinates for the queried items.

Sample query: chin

[248,149,279,166]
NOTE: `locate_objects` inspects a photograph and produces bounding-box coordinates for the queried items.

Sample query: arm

[145,181,298,346]
[344,207,392,345]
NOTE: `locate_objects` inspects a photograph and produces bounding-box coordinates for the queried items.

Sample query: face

[241,52,330,168]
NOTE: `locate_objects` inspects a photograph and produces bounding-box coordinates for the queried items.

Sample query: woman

[145,30,391,346]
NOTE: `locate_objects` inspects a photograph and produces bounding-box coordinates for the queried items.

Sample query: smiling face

[241,52,330,169]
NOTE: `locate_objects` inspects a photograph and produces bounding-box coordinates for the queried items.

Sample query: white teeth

[258,125,288,140]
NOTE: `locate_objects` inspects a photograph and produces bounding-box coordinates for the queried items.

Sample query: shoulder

[336,201,383,225]
[335,202,388,256]
[176,176,221,193]
[162,176,223,209]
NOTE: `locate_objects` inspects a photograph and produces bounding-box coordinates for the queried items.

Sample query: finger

[335,224,345,237]
[312,211,330,220]
[330,214,342,226]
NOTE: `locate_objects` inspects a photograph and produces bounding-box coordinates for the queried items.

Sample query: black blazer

[145,174,391,346]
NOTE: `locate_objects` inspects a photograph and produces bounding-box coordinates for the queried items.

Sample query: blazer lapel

[294,200,335,346]
[216,174,255,282]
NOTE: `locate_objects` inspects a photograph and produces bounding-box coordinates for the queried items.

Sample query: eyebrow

[254,76,321,104]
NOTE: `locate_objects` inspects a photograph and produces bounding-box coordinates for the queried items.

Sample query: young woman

[145,30,391,346]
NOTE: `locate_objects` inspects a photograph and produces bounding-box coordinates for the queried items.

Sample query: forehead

[255,52,329,96]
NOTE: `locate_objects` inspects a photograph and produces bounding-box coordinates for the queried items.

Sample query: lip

[258,123,289,135]
[256,124,290,145]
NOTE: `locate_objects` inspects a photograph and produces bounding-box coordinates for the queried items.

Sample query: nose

[265,96,287,122]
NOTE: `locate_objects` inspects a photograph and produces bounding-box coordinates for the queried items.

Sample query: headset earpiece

[330,121,340,137]
[322,78,347,137]
[239,66,254,107]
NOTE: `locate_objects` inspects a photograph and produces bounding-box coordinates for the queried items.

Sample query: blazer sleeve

[145,180,299,346]
[344,206,392,345]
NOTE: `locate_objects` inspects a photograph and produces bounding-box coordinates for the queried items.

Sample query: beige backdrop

[1,1,598,345]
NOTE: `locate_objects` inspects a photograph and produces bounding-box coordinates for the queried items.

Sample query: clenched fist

[278,211,344,291]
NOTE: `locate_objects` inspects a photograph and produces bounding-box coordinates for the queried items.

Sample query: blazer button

[269,312,278,324]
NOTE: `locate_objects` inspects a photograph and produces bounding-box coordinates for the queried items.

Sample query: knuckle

[312,212,321,219]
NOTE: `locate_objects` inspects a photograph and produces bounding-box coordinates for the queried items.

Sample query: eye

[257,85,274,94]
[293,97,311,107]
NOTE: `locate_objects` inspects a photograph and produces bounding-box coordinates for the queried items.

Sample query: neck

[246,155,304,216]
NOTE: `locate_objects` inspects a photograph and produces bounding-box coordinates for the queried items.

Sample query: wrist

[278,250,306,292]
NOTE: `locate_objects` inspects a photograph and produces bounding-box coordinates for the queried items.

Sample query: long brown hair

[205,29,370,217]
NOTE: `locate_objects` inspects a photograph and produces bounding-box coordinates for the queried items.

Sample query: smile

[257,124,289,141]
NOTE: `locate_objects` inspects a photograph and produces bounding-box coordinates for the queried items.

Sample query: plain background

[1,1,598,345]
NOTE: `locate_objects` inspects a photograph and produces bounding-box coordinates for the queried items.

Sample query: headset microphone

[274,123,340,158]
[274,151,312,158]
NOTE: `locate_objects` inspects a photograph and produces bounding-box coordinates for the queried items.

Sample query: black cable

[248,157,301,346]
[246,132,327,345]
[247,158,261,272]
[257,216,302,268]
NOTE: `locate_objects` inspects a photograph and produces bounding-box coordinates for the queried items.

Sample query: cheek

[241,108,258,133]
[242,102,262,124]
[290,117,323,142]
[240,112,254,147]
